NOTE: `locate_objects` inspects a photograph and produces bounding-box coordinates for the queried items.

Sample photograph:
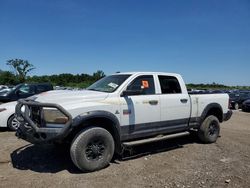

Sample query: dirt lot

[0,111,250,188]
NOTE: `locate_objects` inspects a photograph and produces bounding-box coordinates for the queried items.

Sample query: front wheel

[198,115,220,143]
[70,127,114,172]
[7,115,20,131]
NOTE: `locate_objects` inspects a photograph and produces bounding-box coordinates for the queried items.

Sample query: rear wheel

[234,102,239,110]
[7,115,20,131]
[198,115,220,143]
[70,127,114,172]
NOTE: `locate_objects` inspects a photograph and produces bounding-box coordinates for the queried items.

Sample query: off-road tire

[198,115,220,143]
[70,127,114,172]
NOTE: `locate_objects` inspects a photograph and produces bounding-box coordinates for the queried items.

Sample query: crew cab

[15,72,232,172]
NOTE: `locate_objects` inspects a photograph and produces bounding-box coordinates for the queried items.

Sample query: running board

[123,131,190,147]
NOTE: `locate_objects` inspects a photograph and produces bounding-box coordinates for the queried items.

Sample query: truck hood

[30,90,109,108]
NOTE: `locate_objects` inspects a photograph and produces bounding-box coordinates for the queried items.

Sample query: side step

[123,131,190,147]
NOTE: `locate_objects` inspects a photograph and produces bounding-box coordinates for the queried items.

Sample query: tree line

[0,59,249,89]
[186,83,250,90]
[0,59,105,88]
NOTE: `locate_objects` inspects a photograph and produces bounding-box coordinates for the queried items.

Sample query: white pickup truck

[15,72,232,172]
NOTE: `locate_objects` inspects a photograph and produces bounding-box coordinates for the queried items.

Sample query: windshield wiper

[87,88,110,93]
[87,88,100,92]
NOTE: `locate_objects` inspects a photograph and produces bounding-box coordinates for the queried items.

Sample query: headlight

[43,108,68,124]
[0,108,6,112]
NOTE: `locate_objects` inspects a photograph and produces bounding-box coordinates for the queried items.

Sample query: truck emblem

[115,110,120,114]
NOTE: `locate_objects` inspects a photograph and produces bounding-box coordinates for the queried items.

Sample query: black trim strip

[121,118,190,141]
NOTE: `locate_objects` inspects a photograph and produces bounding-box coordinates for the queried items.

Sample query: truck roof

[114,71,181,77]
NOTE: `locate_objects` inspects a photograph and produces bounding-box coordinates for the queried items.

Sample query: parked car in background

[242,99,250,112]
[209,90,226,94]
[229,92,250,110]
[0,101,19,131]
[0,85,54,131]
[0,88,12,95]
[0,83,53,103]
[0,85,9,91]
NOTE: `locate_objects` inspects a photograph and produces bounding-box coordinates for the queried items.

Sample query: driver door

[119,75,160,140]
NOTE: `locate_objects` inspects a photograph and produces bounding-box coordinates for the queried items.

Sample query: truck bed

[190,93,229,119]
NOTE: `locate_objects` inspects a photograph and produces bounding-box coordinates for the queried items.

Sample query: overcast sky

[0,0,249,85]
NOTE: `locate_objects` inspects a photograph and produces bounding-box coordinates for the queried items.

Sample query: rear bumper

[223,110,233,121]
[15,99,72,144]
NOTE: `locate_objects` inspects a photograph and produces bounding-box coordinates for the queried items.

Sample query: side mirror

[121,90,143,97]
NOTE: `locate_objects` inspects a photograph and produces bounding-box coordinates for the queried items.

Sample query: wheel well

[68,117,122,154]
[7,114,15,125]
[205,107,223,122]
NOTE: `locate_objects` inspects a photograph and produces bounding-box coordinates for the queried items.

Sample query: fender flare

[72,110,122,153]
[199,103,223,124]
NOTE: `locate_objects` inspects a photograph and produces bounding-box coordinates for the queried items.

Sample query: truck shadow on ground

[0,127,9,132]
[11,135,200,174]
[120,134,201,161]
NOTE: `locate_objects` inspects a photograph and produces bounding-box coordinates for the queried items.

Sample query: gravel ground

[0,111,249,188]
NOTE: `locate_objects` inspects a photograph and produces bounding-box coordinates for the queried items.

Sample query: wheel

[234,102,239,110]
[198,115,220,143]
[7,115,20,131]
[70,127,114,172]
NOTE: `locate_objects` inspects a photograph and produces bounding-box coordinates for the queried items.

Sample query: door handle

[149,100,158,105]
[180,99,188,103]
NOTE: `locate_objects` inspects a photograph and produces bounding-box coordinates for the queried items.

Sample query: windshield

[87,74,131,93]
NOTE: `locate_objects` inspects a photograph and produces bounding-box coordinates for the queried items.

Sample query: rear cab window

[158,75,182,94]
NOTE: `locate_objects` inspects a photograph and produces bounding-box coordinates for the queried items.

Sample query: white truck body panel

[190,94,229,118]
[119,94,161,126]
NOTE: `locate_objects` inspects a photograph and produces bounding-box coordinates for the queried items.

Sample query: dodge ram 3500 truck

[15,72,232,172]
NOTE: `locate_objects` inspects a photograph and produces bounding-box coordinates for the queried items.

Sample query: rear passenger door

[158,75,190,129]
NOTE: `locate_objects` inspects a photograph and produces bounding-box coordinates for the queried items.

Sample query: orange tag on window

[142,80,149,88]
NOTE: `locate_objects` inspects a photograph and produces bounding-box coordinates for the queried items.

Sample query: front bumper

[223,110,233,121]
[15,99,72,144]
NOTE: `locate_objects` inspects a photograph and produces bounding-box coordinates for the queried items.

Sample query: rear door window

[158,76,182,94]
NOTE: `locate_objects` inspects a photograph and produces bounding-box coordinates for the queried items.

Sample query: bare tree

[6,59,35,82]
